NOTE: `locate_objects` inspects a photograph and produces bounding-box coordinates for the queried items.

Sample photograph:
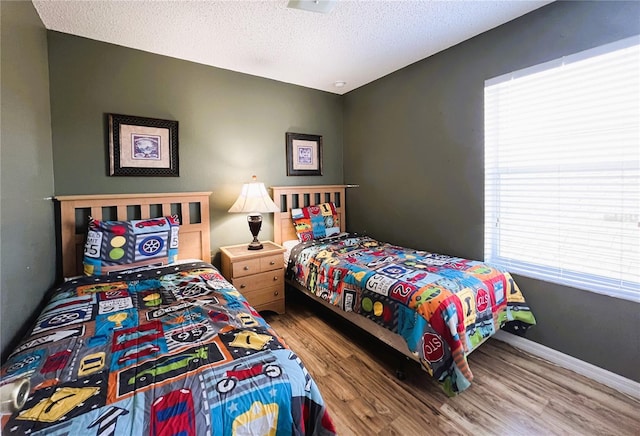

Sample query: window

[484,36,640,302]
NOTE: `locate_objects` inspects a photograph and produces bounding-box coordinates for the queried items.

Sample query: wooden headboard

[54,192,212,278]
[271,185,348,245]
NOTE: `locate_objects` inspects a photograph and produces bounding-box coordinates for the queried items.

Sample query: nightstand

[220,241,286,314]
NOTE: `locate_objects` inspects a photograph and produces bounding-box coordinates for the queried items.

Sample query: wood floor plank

[264,295,640,435]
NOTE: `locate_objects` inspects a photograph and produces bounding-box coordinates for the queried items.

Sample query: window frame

[484,35,640,303]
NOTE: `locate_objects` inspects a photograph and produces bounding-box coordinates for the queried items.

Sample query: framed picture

[108,114,179,176]
[286,132,323,176]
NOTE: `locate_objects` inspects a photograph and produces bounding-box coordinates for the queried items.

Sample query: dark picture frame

[108,114,179,177]
[286,132,323,176]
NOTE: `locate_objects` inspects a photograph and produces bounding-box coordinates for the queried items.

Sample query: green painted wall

[0,0,56,359]
[343,1,640,381]
[2,0,637,384]
[47,32,343,259]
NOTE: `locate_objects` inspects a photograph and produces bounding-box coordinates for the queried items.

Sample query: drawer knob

[269,261,275,265]
[273,276,278,281]
[240,284,246,289]
[274,291,279,296]
[243,266,249,271]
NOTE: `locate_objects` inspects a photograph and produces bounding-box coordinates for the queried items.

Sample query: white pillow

[282,240,300,263]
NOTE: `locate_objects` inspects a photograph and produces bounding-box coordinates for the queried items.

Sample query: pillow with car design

[83,216,179,276]
[291,202,340,241]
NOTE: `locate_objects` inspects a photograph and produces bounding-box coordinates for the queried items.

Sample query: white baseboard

[493,330,640,400]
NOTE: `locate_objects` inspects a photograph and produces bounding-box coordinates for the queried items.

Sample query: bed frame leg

[394,356,412,380]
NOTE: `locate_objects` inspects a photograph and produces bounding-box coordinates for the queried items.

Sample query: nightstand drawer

[231,258,261,278]
[260,254,283,271]
[231,255,283,278]
[242,285,284,308]
[234,269,284,292]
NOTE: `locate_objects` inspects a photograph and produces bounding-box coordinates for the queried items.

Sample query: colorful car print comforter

[287,234,536,396]
[0,261,336,436]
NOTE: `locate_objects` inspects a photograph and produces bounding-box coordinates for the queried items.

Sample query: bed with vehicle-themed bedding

[0,192,336,436]
[271,185,536,396]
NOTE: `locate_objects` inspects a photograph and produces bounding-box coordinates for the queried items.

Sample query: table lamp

[228,176,280,250]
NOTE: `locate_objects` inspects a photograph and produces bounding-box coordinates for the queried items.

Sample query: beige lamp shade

[228,177,279,214]
[229,176,279,250]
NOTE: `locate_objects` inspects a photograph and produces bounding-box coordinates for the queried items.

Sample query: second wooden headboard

[54,192,212,278]
[270,185,348,245]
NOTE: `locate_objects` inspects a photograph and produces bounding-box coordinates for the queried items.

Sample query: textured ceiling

[33,0,553,95]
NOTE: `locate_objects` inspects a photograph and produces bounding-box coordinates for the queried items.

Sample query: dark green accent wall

[344,1,640,381]
[47,32,343,256]
[0,0,56,359]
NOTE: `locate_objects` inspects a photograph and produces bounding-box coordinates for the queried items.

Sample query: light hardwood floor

[263,293,640,436]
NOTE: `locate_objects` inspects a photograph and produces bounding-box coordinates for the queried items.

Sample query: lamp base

[247,213,264,250]
[247,240,264,250]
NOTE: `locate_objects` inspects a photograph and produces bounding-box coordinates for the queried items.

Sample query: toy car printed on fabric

[5,372,107,434]
[292,202,340,241]
[83,215,180,276]
[287,233,536,396]
[207,354,292,433]
[150,388,196,436]
[0,260,336,436]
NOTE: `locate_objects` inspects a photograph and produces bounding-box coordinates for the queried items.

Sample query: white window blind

[484,35,640,303]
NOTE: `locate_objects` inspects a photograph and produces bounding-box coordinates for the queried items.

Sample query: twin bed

[271,185,535,396]
[0,186,535,434]
[1,192,335,436]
